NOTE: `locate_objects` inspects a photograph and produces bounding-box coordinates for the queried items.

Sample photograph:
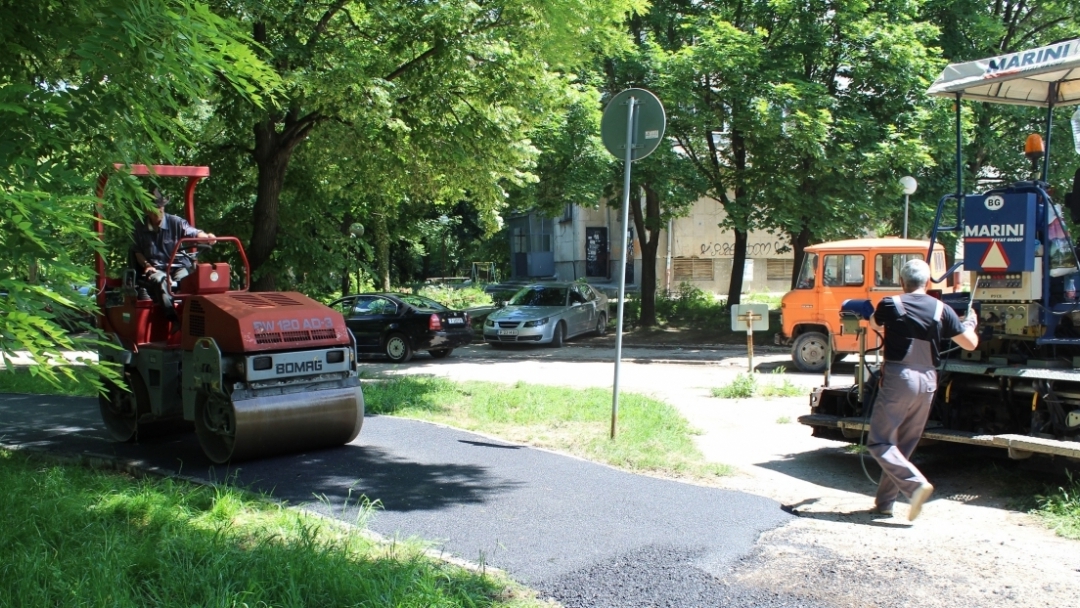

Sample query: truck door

[821,253,867,352]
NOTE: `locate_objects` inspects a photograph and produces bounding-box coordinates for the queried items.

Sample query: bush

[413,285,493,310]
[655,282,725,328]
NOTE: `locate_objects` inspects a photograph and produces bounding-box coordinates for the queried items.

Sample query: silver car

[484,282,609,347]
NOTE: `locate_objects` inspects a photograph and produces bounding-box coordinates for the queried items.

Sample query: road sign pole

[611,95,637,440]
[746,321,754,374]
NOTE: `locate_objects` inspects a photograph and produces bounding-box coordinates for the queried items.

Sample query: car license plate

[447,317,464,324]
[498,329,518,336]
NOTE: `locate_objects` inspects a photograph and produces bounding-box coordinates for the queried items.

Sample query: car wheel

[384,333,413,363]
[595,313,608,336]
[549,322,565,348]
[428,348,454,359]
[792,331,830,373]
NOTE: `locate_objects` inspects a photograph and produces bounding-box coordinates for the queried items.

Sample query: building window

[766,259,794,281]
[673,257,714,281]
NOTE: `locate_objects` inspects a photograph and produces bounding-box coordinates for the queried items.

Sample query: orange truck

[775,238,955,372]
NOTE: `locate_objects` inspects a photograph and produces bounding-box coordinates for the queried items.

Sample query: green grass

[1033,473,1080,540]
[363,376,733,481]
[711,370,805,399]
[0,365,100,397]
[775,416,792,424]
[0,450,542,607]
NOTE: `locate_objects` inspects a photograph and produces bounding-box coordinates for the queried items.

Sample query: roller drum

[196,385,364,464]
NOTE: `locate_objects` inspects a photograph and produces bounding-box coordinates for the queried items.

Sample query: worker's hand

[143,265,156,277]
[963,310,978,331]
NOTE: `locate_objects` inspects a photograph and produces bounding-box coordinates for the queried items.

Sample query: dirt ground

[381,337,1080,608]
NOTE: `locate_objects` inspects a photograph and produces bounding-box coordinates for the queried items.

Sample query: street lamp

[900,176,918,239]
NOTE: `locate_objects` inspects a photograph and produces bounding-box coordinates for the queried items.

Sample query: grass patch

[775,416,792,424]
[711,370,805,399]
[844,444,869,455]
[0,449,541,607]
[1033,473,1080,540]
[0,365,100,397]
[364,376,733,481]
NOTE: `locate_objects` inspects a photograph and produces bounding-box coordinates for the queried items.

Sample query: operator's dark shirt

[132,214,200,270]
[873,293,966,366]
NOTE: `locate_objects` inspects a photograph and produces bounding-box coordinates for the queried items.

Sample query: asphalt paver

[0,391,810,607]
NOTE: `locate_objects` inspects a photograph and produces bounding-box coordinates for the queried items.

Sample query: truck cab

[776,238,953,372]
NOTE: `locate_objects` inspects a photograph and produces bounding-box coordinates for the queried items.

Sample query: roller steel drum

[195,385,364,464]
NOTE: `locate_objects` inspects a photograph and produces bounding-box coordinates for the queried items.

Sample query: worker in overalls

[868,259,978,520]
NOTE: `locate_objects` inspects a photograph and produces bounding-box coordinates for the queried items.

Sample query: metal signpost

[730,304,770,373]
[600,88,665,439]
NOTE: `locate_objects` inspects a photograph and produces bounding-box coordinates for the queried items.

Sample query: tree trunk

[373,209,390,291]
[249,119,302,292]
[789,224,812,289]
[631,186,662,328]
[727,229,747,306]
[725,129,749,306]
[339,212,355,295]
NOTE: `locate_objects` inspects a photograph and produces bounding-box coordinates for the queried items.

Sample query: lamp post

[900,176,918,238]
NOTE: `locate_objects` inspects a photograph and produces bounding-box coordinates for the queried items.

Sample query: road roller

[93,164,363,463]
[799,38,1080,461]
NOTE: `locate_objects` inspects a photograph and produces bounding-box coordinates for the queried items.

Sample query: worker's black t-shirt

[873,293,966,365]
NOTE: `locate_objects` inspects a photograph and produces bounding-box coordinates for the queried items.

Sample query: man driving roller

[131,187,214,323]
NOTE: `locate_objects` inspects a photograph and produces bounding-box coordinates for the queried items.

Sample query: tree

[0,0,276,379]
[200,0,638,292]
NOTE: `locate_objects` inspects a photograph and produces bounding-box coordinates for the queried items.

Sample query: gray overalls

[867,296,944,510]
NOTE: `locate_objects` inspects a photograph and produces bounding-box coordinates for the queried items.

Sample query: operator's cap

[151,188,169,208]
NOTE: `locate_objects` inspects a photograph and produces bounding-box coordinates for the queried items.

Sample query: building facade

[508,197,796,294]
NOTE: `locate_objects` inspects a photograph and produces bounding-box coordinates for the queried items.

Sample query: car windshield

[396,294,447,311]
[508,286,567,307]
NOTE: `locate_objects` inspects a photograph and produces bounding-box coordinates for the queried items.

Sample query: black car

[329,293,473,363]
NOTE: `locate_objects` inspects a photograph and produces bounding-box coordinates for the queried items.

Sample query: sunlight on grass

[1034,473,1080,540]
[364,376,733,481]
[712,370,805,399]
[0,366,100,397]
[0,450,542,607]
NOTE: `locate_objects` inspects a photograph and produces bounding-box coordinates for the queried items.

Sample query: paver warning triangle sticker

[980,241,1010,271]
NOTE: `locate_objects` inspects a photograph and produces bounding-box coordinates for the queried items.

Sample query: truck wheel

[792,331,830,373]
[384,333,413,363]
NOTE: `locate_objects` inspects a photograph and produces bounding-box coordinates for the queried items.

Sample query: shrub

[413,285,493,310]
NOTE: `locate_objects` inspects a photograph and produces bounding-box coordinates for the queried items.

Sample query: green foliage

[363,376,734,480]
[712,373,757,399]
[0,0,277,381]
[195,0,640,292]
[413,285,494,311]
[775,416,792,424]
[0,450,542,607]
[712,369,804,399]
[0,366,100,397]
[1034,472,1080,540]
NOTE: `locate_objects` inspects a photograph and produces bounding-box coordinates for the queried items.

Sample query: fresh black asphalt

[0,392,818,607]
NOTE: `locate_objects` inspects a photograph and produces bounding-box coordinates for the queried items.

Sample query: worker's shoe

[869,504,893,516]
[908,483,934,521]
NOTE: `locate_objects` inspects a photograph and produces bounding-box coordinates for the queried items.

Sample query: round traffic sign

[600,88,666,162]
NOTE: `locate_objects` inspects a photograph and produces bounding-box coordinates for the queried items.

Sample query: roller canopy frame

[927,38,1080,107]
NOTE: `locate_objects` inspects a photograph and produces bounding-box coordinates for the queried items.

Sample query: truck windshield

[795,253,817,289]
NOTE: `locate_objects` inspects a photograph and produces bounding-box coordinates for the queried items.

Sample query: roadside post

[600,88,665,439]
[730,304,770,373]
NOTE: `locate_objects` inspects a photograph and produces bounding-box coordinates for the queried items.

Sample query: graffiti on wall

[699,241,785,258]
